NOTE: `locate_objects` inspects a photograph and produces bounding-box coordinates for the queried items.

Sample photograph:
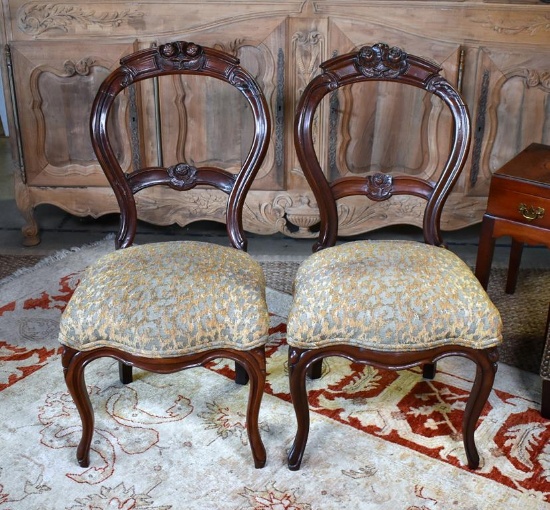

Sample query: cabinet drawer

[486,188,550,229]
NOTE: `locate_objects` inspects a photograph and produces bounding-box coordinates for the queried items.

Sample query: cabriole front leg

[462,347,499,469]
[287,347,313,471]
[242,347,266,468]
[61,346,94,467]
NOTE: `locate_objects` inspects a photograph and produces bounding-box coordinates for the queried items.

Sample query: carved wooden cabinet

[1,1,549,245]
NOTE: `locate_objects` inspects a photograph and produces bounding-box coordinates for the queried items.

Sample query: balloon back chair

[59,41,271,468]
[287,43,503,470]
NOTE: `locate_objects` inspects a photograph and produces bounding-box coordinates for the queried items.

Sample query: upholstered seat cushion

[287,240,503,351]
[59,241,269,357]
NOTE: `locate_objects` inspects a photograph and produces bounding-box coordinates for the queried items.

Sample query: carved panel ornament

[136,189,228,220]
[293,31,324,96]
[18,3,144,36]
[63,58,94,77]
[259,194,319,238]
[355,43,409,79]
[474,14,550,36]
[213,39,245,58]
[517,69,550,92]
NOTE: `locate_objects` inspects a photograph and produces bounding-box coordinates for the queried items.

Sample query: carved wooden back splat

[91,41,271,250]
[294,43,471,250]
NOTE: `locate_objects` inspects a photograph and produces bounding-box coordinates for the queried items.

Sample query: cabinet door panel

[10,41,136,186]
[484,47,550,174]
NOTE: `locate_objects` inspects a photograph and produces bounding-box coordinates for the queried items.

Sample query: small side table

[474,143,550,419]
[475,143,550,293]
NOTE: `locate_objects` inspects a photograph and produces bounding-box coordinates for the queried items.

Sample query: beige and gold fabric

[287,240,502,351]
[59,241,269,357]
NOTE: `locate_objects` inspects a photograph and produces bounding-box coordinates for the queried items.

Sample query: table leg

[505,239,524,294]
[542,308,550,419]
[542,380,550,419]
[475,216,496,290]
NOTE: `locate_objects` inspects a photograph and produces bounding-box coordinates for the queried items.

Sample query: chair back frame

[91,41,271,250]
[294,43,471,250]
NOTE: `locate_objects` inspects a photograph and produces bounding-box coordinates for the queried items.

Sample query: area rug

[0,239,549,509]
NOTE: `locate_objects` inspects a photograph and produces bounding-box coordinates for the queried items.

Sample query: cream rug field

[0,239,549,509]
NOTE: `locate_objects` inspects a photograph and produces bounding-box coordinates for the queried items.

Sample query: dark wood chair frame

[288,43,499,471]
[61,41,271,469]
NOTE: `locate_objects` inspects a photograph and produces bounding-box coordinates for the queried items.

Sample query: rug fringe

[0,234,115,287]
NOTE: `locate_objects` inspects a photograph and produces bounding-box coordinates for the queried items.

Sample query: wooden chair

[287,43,503,470]
[59,41,271,468]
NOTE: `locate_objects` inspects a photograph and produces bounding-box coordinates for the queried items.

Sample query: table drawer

[486,188,550,229]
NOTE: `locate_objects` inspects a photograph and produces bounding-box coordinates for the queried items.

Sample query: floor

[0,135,548,270]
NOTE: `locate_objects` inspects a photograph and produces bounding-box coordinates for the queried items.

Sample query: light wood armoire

[1,0,549,245]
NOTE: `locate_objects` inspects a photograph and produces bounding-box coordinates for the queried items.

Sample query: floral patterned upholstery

[59,241,269,357]
[287,240,503,351]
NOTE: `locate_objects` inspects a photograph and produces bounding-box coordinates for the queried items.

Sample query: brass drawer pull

[518,203,545,221]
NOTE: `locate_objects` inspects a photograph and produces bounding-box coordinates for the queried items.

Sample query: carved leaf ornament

[63,58,94,77]
[475,14,550,35]
[18,3,144,35]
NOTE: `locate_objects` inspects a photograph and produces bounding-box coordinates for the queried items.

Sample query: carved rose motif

[157,41,206,71]
[355,43,409,79]
[167,163,198,189]
[366,172,393,200]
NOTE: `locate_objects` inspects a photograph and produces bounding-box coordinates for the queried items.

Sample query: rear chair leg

[422,362,437,380]
[119,361,133,384]
[235,362,250,385]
